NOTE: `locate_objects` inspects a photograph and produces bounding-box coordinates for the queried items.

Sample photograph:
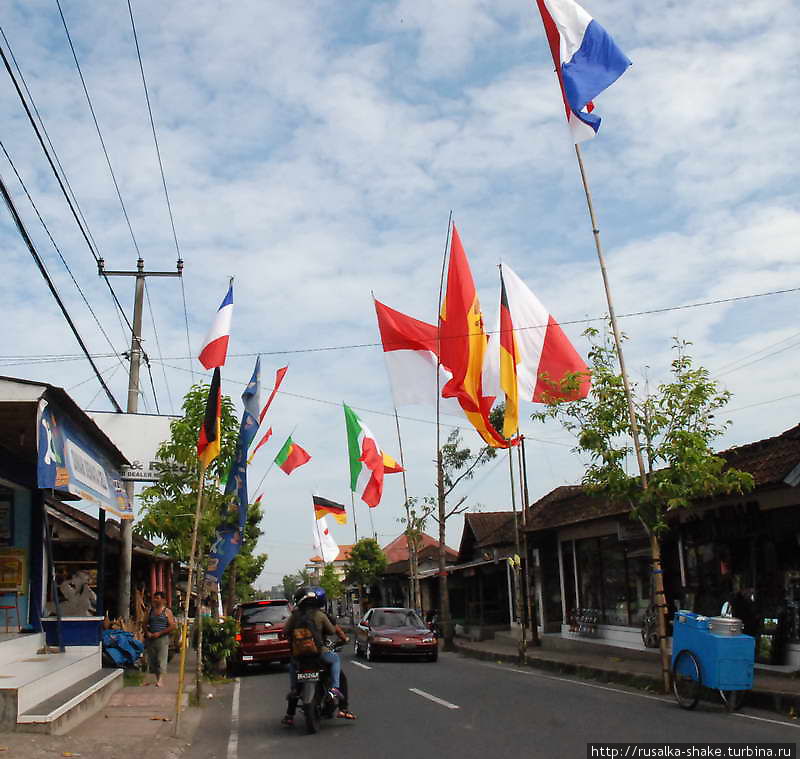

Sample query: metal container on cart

[672,610,755,691]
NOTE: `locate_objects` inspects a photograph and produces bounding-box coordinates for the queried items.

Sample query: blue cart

[671,611,755,712]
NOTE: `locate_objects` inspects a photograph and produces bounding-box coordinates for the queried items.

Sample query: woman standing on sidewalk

[146,591,176,687]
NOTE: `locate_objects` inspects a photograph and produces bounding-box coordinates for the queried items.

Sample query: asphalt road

[190,648,800,759]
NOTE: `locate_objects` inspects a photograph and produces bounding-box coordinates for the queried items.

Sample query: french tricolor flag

[535,0,631,143]
[198,282,233,369]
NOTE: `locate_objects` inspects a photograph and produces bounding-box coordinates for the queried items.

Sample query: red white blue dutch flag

[535,0,631,143]
[198,282,233,369]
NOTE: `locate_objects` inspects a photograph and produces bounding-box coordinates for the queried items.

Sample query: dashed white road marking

[227,677,241,759]
[351,660,372,670]
[409,687,460,710]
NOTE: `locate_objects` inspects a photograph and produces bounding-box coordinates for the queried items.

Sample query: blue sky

[1,0,799,589]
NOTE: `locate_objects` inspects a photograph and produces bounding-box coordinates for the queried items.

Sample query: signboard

[37,399,132,519]
[0,548,26,593]
[88,412,177,482]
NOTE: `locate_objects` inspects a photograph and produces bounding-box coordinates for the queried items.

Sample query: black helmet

[293,586,317,608]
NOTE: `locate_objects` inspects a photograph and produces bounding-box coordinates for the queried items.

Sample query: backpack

[291,609,322,657]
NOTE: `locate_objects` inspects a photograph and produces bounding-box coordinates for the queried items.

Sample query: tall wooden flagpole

[507,449,527,663]
[393,408,420,611]
[174,465,207,736]
[518,435,539,646]
[573,143,668,691]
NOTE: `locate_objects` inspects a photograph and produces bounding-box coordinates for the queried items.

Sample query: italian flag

[274,435,311,475]
[343,403,403,508]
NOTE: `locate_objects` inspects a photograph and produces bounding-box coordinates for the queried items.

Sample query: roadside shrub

[201,616,239,674]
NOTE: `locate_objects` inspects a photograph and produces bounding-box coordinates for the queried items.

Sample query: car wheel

[428,650,438,662]
[365,642,374,662]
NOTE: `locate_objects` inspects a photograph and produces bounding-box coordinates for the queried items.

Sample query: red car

[231,599,292,672]
[354,607,438,662]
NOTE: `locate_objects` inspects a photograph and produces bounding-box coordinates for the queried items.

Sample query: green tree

[434,411,502,651]
[135,382,239,562]
[318,564,344,602]
[282,569,313,599]
[533,331,754,690]
[399,496,436,612]
[345,538,387,612]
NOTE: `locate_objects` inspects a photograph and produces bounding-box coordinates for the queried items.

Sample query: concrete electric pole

[99,256,182,620]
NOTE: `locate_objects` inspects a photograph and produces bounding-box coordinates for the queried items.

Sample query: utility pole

[99,256,182,620]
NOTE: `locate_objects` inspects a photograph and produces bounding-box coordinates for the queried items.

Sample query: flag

[439,225,508,449]
[344,403,403,508]
[486,264,590,405]
[534,0,631,143]
[198,282,234,369]
[247,426,272,465]
[499,268,520,439]
[373,299,459,413]
[207,526,242,581]
[209,359,262,580]
[197,368,222,470]
[259,366,288,423]
[253,493,263,507]
[274,436,311,475]
[313,495,347,525]
[312,514,340,564]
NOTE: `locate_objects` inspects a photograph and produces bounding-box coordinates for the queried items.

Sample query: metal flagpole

[436,211,454,650]
[573,144,670,691]
[175,465,207,736]
[394,407,420,612]
[349,490,359,542]
[508,449,527,663]
[518,436,539,646]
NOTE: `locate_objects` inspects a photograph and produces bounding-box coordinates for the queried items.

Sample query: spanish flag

[439,225,508,449]
[197,368,222,470]
[313,495,348,524]
[499,267,519,439]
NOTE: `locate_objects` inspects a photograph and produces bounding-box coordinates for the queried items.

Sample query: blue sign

[36,399,132,519]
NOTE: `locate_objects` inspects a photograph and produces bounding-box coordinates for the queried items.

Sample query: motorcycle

[294,638,346,734]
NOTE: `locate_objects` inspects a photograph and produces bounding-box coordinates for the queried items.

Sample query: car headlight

[372,636,393,643]
[422,637,436,643]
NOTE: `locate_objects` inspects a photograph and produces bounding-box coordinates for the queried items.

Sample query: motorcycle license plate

[259,633,278,641]
[296,671,319,681]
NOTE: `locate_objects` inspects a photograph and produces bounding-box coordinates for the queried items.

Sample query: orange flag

[439,225,508,448]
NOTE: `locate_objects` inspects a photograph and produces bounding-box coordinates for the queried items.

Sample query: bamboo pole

[174,465,206,736]
[573,144,668,692]
[393,408,420,612]
[518,436,539,646]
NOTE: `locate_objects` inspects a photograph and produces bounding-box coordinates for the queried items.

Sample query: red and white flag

[312,514,340,564]
[198,282,234,369]
[373,299,459,413]
[485,264,590,403]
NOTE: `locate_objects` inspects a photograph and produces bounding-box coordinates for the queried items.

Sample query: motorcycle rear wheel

[304,695,321,734]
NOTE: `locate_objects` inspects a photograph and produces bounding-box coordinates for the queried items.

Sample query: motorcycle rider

[282,586,354,726]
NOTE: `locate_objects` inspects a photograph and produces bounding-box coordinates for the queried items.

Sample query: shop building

[525,424,800,667]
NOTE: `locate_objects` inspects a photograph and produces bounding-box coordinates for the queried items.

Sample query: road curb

[454,642,800,716]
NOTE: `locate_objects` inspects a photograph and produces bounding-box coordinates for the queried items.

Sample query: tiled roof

[524,423,800,533]
[464,511,517,548]
[381,532,457,563]
[308,544,354,564]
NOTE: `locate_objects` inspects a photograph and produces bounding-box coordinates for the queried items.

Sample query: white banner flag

[312,514,340,564]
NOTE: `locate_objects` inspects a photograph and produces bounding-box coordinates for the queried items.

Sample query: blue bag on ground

[102,629,144,668]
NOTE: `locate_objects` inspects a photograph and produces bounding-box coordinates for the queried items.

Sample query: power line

[0,283,798,366]
[55,0,142,259]
[0,30,137,345]
[0,139,129,378]
[126,0,193,383]
[0,171,122,411]
[145,280,174,413]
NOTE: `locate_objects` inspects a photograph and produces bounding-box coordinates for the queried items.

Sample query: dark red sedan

[231,599,292,672]
[354,607,438,662]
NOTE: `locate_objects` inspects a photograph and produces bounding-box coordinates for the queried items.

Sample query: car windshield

[241,603,290,625]
[371,609,424,628]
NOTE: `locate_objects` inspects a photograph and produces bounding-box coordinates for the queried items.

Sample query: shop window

[561,541,576,617]
[626,540,651,626]
[599,535,628,625]
[576,538,603,614]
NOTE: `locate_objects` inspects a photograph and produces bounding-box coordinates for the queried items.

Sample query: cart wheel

[719,689,744,713]
[672,650,701,710]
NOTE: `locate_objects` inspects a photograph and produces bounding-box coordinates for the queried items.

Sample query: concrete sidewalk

[455,635,800,715]
[0,650,219,758]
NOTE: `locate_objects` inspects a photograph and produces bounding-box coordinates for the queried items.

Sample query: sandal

[337,710,357,720]
[281,715,294,727]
